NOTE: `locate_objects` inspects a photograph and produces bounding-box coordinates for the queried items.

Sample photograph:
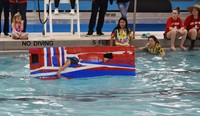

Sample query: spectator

[11,12,28,40]
[110,17,133,46]
[86,0,113,36]
[184,4,200,50]
[0,0,9,36]
[54,0,76,15]
[117,0,130,18]
[164,7,187,51]
[9,0,27,32]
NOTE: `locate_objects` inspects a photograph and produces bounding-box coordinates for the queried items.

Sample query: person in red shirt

[184,4,200,50]
[164,7,187,51]
[9,0,27,32]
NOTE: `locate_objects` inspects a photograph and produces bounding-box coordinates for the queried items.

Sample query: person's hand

[161,52,165,57]
[57,72,61,78]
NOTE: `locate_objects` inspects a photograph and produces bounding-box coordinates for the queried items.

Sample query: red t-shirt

[9,0,27,3]
[184,15,200,30]
[165,17,183,33]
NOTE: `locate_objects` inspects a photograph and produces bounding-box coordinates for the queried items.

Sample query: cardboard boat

[29,46,136,80]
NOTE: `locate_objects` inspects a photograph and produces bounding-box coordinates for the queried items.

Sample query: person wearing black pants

[54,0,60,15]
[86,0,113,36]
[54,0,76,15]
[0,0,9,36]
[69,0,76,15]
[9,0,27,32]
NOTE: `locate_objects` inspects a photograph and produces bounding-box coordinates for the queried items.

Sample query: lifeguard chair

[44,0,80,38]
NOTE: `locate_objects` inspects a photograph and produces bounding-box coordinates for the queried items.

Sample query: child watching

[110,17,133,46]
[11,12,28,40]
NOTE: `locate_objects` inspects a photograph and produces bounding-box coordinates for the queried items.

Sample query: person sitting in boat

[137,35,165,57]
[110,17,133,46]
[57,53,113,78]
[57,57,79,78]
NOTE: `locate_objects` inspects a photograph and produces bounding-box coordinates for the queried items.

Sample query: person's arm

[184,15,190,29]
[110,36,114,46]
[57,60,71,78]
[20,20,24,32]
[137,43,148,51]
[129,32,133,46]
[110,29,116,46]
[167,18,176,31]
[137,46,146,51]
[12,23,20,34]
[160,51,165,57]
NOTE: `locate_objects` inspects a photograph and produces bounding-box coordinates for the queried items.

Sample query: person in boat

[57,53,113,78]
[110,17,133,46]
[137,35,165,57]
[57,57,79,78]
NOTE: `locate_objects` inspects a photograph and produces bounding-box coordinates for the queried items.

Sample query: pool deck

[0,12,200,50]
[0,31,199,50]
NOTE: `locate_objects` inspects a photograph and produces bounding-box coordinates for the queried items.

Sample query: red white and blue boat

[29,46,136,80]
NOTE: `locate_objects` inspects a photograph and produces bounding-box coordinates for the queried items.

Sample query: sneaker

[4,33,9,36]
[54,8,59,15]
[4,33,10,37]
[86,31,93,37]
[97,32,104,36]
[69,9,75,15]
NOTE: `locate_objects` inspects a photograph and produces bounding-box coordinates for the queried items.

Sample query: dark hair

[148,35,159,44]
[174,7,180,14]
[113,17,130,35]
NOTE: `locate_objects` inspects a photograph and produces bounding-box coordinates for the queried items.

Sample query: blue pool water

[0,51,200,115]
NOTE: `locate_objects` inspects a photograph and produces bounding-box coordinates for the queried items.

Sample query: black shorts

[68,57,79,64]
[163,33,170,40]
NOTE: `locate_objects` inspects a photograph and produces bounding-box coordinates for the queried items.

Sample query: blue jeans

[118,1,130,18]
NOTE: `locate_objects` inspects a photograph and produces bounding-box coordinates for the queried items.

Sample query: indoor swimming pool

[0,50,200,115]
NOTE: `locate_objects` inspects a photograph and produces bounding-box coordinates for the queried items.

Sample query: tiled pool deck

[0,12,199,50]
[0,31,199,50]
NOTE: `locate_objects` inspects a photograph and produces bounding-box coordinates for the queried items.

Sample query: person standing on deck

[54,0,77,15]
[117,0,130,19]
[86,0,113,36]
[0,0,9,36]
